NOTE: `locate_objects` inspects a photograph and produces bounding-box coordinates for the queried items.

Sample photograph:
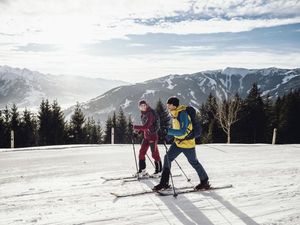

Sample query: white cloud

[1,0,300,46]
[127,43,146,47]
[0,0,300,82]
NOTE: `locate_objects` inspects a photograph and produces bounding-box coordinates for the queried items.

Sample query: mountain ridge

[0,65,129,109]
[64,67,300,123]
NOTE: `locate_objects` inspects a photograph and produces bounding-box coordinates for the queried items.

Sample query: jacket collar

[170,105,186,118]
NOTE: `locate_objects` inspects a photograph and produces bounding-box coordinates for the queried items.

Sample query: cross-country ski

[111,185,194,198]
[157,184,233,196]
[111,184,233,198]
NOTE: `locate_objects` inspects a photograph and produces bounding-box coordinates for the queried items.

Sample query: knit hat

[138,100,147,106]
[167,97,179,107]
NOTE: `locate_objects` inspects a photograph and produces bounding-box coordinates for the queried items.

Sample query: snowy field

[0,144,299,225]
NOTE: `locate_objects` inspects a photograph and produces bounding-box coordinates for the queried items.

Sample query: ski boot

[194,179,211,190]
[152,183,171,191]
[134,169,149,178]
[152,168,171,191]
[152,160,162,178]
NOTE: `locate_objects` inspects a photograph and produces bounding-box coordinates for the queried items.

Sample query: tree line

[0,100,104,148]
[0,84,299,148]
[199,84,300,144]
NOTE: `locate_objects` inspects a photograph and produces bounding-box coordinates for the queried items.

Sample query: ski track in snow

[0,144,299,225]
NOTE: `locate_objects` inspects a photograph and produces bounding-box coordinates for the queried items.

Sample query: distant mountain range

[0,65,128,110]
[1,65,299,124]
[64,67,300,123]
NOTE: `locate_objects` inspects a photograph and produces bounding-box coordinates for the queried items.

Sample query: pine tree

[38,99,52,145]
[83,117,102,144]
[0,110,5,147]
[264,94,276,143]
[155,99,170,143]
[2,106,11,147]
[287,90,300,143]
[3,106,10,125]
[243,83,267,143]
[104,116,113,144]
[64,122,73,144]
[89,118,99,144]
[116,107,128,144]
[10,104,21,147]
[276,90,300,143]
[51,100,65,145]
[275,94,286,143]
[84,117,92,144]
[70,103,86,144]
[20,109,37,147]
[199,94,216,143]
[10,104,19,130]
[127,115,134,143]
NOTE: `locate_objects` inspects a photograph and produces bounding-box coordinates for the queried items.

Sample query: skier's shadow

[142,180,259,225]
[202,191,260,225]
[142,180,214,225]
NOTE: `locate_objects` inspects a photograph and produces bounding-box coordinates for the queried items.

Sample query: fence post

[272,128,277,145]
[11,130,14,148]
[111,127,114,144]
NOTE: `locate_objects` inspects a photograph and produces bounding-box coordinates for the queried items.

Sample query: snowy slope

[0,144,299,225]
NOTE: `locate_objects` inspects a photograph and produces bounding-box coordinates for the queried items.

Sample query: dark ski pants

[139,139,161,162]
[163,143,208,182]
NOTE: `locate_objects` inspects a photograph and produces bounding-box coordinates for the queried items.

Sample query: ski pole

[163,142,191,182]
[163,140,177,197]
[174,159,191,182]
[131,135,139,179]
[146,153,155,168]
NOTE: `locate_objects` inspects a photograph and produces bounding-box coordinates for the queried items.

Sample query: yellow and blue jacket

[167,105,195,149]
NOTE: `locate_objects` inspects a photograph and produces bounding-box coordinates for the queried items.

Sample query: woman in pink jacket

[133,100,162,177]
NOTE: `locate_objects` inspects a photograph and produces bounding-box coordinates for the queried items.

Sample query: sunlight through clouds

[0,0,299,82]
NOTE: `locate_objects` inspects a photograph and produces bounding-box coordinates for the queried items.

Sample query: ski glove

[161,127,168,137]
[165,135,174,143]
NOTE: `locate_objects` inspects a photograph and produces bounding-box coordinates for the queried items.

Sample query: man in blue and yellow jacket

[153,97,210,191]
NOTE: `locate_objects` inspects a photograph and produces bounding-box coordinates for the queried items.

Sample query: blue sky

[0,0,300,82]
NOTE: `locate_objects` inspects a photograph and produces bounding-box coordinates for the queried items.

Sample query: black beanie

[138,100,147,106]
[167,97,179,107]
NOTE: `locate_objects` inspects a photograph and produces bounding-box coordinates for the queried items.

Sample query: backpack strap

[175,110,192,143]
[147,108,159,134]
[177,110,192,131]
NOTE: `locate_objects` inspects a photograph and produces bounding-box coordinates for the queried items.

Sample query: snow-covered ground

[0,144,299,225]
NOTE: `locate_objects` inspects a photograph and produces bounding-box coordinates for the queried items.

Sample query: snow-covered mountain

[64,67,300,123]
[0,65,128,110]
